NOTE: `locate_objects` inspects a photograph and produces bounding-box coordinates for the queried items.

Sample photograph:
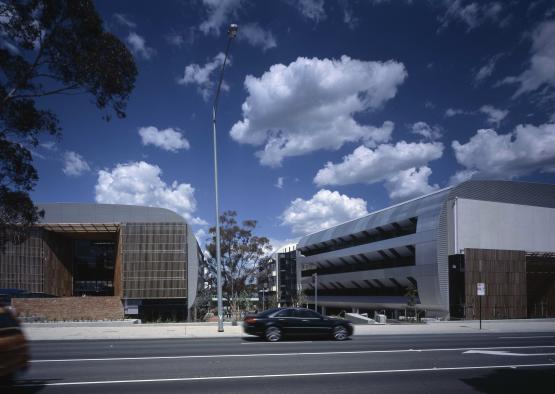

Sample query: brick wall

[12,297,124,321]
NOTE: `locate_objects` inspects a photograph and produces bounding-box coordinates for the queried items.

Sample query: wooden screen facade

[121,223,188,299]
[463,248,527,319]
[0,229,73,296]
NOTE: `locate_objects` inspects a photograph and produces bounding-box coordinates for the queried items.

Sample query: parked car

[0,305,29,382]
[243,307,353,342]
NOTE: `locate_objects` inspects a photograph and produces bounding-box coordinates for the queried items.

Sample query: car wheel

[265,326,282,342]
[332,325,349,341]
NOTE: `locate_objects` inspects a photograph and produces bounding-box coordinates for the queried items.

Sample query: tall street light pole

[213,23,238,333]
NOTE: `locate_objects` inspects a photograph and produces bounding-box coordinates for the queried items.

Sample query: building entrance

[73,239,115,296]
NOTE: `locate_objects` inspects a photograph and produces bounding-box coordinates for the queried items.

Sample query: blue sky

[28,0,555,248]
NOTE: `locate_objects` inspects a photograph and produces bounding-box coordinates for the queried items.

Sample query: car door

[272,308,296,335]
[294,309,329,336]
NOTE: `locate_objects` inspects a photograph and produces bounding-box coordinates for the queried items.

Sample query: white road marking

[30,345,555,363]
[464,350,555,357]
[499,336,554,339]
[241,341,314,345]
[15,363,555,387]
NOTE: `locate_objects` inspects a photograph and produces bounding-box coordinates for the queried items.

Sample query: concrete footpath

[22,319,555,341]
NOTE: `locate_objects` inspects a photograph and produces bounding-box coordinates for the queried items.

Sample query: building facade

[258,243,299,308]
[0,203,202,320]
[297,181,555,319]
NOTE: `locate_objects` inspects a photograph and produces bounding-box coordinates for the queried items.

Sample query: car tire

[265,326,282,342]
[332,325,349,341]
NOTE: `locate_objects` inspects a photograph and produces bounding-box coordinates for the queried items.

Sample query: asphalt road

[3,331,555,393]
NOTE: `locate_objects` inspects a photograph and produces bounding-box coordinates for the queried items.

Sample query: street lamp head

[228,23,238,38]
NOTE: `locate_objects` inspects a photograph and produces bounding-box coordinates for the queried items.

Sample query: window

[295,309,321,319]
[274,309,294,318]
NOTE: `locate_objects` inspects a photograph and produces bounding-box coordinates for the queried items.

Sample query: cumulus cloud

[63,151,90,177]
[452,122,555,178]
[126,32,155,60]
[503,20,555,97]
[199,0,243,36]
[438,1,504,32]
[275,176,284,189]
[230,56,407,166]
[314,141,444,187]
[138,126,190,152]
[480,105,508,126]
[281,189,368,236]
[238,23,276,51]
[177,52,229,101]
[448,169,478,186]
[410,121,443,140]
[95,161,206,225]
[384,166,439,201]
[293,0,327,22]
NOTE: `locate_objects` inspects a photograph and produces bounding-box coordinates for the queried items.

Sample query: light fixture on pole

[213,23,238,333]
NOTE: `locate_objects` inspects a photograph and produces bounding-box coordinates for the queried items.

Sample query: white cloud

[95,161,206,225]
[282,189,368,236]
[314,141,444,186]
[63,151,90,177]
[452,122,555,178]
[293,0,327,22]
[166,33,184,47]
[384,166,439,201]
[480,105,508,126]
[503,20,555,97]
[448,169,478,186]
[230,56,407,166]
[438,1,504,32]
[474,54,502,83]
[114,13,136,28]
[199,0,243,36]
[126,32,155,60]
[238,23,276,51]
[138,126,190,152]
[177,52,229,101]
[410,121,443,140]
[40,141,58,151]
[445,108,469,117]
[275,176,284,189]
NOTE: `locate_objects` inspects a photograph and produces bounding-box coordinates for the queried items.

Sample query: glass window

[274,309,293,318]
[296,309,322,318]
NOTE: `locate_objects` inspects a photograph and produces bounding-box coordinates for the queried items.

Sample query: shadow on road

[462,368,554,393]
[241,335,352,343]
[0,378,58,393]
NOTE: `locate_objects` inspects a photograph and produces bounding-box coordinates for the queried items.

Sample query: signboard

[477,282,486,296]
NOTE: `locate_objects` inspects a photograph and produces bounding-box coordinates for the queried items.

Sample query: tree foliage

[0,0,137,244]
[205,211,272,318]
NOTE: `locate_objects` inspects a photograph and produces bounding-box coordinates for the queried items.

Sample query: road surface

[3,331,555,393]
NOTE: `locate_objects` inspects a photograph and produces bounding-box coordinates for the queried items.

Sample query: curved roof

[37,203,186,224]
[297,180,555,249]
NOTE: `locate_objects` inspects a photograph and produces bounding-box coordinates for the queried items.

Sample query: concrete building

[0,203,202,321]
[257,243,300,308]
[297,181,555,319]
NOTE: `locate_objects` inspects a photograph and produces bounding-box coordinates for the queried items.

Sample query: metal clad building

[0,203,201,319]
[297,181,555,318]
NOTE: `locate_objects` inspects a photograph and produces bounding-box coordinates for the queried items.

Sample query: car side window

[295,309,320,318]
[274,309,293,318]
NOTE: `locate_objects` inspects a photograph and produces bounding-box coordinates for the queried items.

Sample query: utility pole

[212,24,238,333]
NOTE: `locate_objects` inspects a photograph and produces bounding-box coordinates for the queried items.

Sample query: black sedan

[243,307,353,342]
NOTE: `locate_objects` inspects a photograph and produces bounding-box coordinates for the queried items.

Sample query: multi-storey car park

[0,203,202,321]
[296,180,555,320]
